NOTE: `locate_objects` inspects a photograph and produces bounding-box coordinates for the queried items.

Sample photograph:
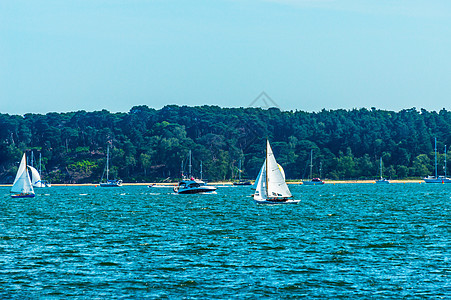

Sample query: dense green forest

[0,106,449,183]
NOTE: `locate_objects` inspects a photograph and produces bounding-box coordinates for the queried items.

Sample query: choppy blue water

[0,183,449,298]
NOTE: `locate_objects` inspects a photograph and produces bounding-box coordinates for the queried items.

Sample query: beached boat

[375,157,390,184]
[100,145,122,187]
[424,138,451,183]
[11,153,35,198]
[253,140,299,204]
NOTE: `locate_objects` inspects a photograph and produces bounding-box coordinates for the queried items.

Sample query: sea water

[0,183,449,298]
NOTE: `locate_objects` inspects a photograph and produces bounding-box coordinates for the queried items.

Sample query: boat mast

[180,160,184,178]
[200,161,203,180]
[309,149,313,179]
[380,157,383,180]
[434,137,437,179]
[445,145,447,178]
[106,146,109,181]
[266,140,269,198]
[189,150,192,177]
[238,159,241,181]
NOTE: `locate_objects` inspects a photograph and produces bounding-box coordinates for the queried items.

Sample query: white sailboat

[253,140,299,204]
[100,145,122,187]
[375,157,390,184]
[424,138,451,183]
[11,153,35,198]
[28,165,44,187]
[27,152,51,187]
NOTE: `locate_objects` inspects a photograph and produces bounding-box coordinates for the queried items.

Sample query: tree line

[0,105,449,183]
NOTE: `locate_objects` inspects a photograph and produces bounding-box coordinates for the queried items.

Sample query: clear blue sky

[1,0,450,115]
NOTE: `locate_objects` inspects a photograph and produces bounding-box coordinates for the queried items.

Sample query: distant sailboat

[424,138,451,183]
[375,157,390,184]
[28,152,51,187]
[302,149,325,185]
[100,145,122,187]
[11,153,35,198]
[253,140,299,204]
[233,159,251,186]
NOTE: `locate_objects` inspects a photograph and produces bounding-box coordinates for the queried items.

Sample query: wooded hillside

[0,106,449,183]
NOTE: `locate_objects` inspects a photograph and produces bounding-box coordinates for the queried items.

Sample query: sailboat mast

[106,146,109,181]
[239,159,241,181]
[200,161,203,180]
[434,137,437,178]
[189,150,192,177]
[380,157,383,179]
[266,141,269,197]
[39,152,42,175]
[309,149,313,179]
[181,160,183,178]
[445,145,447,178]
[319,161,322,179]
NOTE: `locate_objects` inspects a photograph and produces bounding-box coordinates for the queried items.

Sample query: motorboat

[173,178,217,194]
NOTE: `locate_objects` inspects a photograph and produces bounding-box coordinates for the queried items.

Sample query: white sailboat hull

[376,179,390,184]
[254,198,300,205]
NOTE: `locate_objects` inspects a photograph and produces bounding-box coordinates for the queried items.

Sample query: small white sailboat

[424,138,450,183]
[28,165,44,187]
[173,151,217,194]
[11,153,35,198]
[375,157,390,184]
[100,145,122,187]
[253,140,299,204]
[28,152,51,187]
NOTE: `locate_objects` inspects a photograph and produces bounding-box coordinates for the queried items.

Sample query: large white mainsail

[11,153,35,195]
[266,140,292,199]
[28,165,44,188]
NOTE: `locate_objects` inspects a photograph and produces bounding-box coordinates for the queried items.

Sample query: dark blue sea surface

[0,183,449,298]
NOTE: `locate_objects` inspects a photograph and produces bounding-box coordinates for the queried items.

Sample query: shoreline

[0,179,427,187]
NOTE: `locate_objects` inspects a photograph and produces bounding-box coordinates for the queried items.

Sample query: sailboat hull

[376,179,390,184]
[423,177,451,183]
[100,182,122,187]
[254,198,300,205]
[302,181,325,185]
[11,193,35,198]
[233,181,252,186]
